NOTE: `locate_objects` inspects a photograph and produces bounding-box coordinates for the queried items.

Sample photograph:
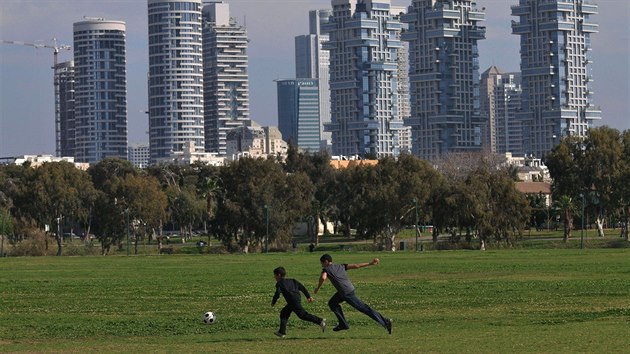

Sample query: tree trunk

[321,215,329,236]
[624,208,630,242]
[390,235,396,252]
[480,238,486,251]
[563,212,573,243]
[596,216,605,238]
[134,230,139,255]
[56,235,63,256]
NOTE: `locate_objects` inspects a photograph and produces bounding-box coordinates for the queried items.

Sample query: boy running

[272,266,326,337]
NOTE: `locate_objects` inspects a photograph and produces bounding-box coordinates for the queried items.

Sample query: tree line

[1,126,628,256]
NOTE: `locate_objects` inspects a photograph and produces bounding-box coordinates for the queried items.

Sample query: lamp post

[580,193,585,249]
[125,208,130,256]
[413,198,419,251]
[264,205,269,253]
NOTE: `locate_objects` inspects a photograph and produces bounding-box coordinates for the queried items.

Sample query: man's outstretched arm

[346,258,380,270]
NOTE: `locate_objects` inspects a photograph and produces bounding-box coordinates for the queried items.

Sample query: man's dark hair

[320,254,332,263]
[273,266,286,277]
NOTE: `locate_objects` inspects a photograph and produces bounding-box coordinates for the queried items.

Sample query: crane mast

[1,38,71,156]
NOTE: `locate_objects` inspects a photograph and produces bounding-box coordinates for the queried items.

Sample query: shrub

[63,243,100,256]
[9,229,49,256]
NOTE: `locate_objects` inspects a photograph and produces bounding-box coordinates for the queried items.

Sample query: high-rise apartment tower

[55,60,75,158]
[202,1,250,156]
[148,0,205,163]
[512,0,600,157]
[323,0,405,158]
[401,0,486,160]
[73,19,128,163]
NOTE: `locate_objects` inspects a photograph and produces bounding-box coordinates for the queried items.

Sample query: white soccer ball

[203,311,216,324]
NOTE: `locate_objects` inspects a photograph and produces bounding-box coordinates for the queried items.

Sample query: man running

[313,254,392,334]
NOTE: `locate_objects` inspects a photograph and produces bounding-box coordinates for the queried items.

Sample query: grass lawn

[1,249,629,353]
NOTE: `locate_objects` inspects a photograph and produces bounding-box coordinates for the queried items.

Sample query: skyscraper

[512,0,600,157]
[401,0,486,160]
[295,9,332,150]
[480,66,523,155]
[276,79,321,152]
[391,5,410,123]
[202,1,250,156]
[323,0,404,158]
[73,19,128,163]
[55,60,75,158]
[148,0,205,163]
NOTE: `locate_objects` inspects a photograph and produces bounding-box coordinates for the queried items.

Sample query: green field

[1,250,629,353]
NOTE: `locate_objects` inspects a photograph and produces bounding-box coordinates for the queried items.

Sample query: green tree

[0,208,13,256]
[122,174,168,254]
[554,195,578,243]
[26,162,96,256]
[168,188,205,241]
[215,158,313,253]
[618,130,630,241]
[352,154,440,250]
[581,126,624,237]
[527,193,549,230]
[89,158,137,255]
[198,175,222,238]
[546,136,585,195]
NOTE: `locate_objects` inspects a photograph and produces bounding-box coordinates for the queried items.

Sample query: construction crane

[1,38,71,156]
[1,37,71,69]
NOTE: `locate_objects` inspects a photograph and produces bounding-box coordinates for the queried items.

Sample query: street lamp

[264,205,269,253]
[580,193,585,249]
[413,198,419,252]
[125,208,130,256]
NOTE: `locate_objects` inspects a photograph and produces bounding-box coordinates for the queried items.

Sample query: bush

[63,243,100,256]
[9,229,49,256]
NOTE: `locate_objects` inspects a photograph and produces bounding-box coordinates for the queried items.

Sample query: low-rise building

[160,142,225,166]
[10,155,89,170]
[226,122,288,161]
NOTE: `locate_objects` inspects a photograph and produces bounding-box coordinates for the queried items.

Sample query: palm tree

[554,195,577,243]
[198,177,221,240]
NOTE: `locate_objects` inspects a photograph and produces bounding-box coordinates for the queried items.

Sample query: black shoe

[274,331,286,338]
[332,325,349,332]
[385,318,393,335]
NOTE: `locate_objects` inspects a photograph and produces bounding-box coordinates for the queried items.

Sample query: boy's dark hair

[320,254,332,263]
[273,266,286,277]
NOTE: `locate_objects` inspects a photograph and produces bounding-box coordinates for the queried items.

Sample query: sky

[1,0,628,157]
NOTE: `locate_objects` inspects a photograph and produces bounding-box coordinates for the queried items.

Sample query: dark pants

[279,302,322,334]
[328,291,387,329]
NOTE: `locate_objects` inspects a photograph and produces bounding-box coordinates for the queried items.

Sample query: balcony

[539,2,574,13]
[399,13,416,24]
[539,20,574,32]
[510,4,529,16]
[581,3,598,14]
[345,18,379,30]
[468,10,485,21]
[426,25,460,38]
[511,20,529,35]
[425,8,460,20]
[468,27,486,39]
[581,22,599,33]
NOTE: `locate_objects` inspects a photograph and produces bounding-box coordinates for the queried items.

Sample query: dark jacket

[272,278,311,306]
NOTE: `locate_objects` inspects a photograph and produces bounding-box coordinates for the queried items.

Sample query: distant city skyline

[1,0,628,157]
